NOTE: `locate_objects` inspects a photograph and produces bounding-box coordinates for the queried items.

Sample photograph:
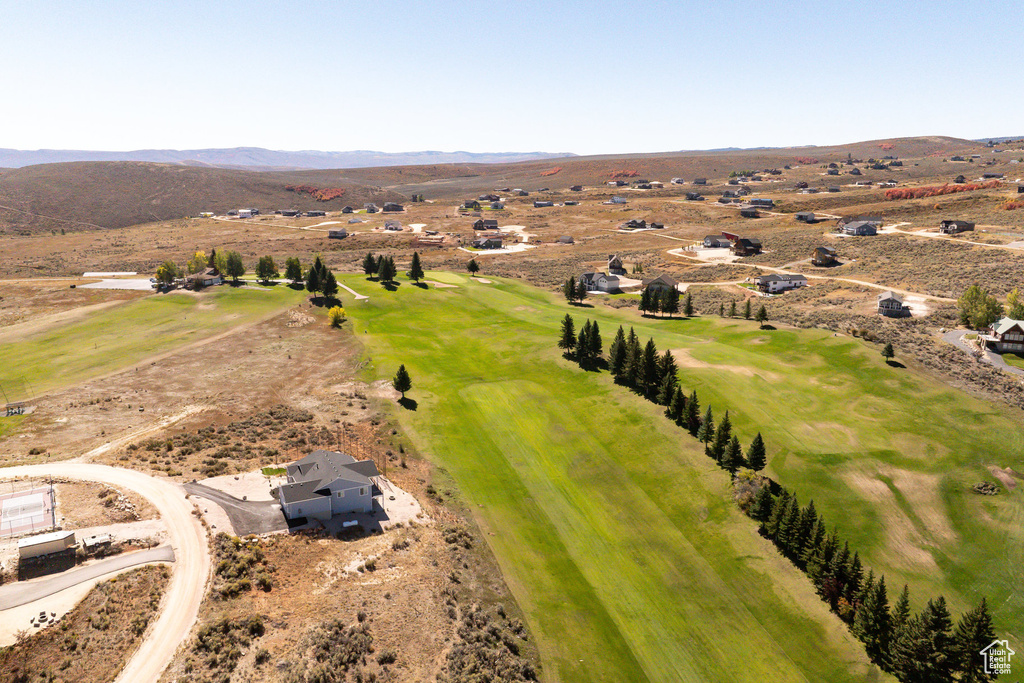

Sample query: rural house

[939,220,975,234]
[463,199,481,210]
[607,254,626,274]
[954,175,967,184]
[811,246,838,266]
[842,221,878,236]
[533,200,554,208]
[557,236,574,244]
[342,206,354,213]
[739,206,760,218]
[278,450,381,521]
[685,192,704,201]
[472,219,499,231]
[490,201,504,210]
[364,203,380,213]
[981,318,1024,353]
[641,274,679,293]
[693,177,708,185]
[328,228,348,239]
[185,267,222,289]
[383,202,404,212]
[731,238,762,256]
[755,273,807,294]
[748,198,774,208]
[570,185,583,191]
[472,235,503,249]
[703,235,731,248]
[578,272,621,292]
[795,211,816,223]
[877,291,909,317]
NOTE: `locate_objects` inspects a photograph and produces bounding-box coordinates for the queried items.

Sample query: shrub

[376,649,397,665]
[328,306,346,327]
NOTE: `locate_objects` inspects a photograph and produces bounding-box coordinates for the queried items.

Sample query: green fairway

[0,285,303,397]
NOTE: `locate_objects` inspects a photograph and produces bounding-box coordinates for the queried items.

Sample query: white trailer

[18,530,76,560]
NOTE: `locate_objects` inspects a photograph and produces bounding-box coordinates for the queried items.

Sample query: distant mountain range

[0,147,574,170]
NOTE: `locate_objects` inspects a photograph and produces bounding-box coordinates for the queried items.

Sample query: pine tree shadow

[885,359,906,368]
[759,324,777,330]
[398,397,418,410]
[413,282,428,289]
[287,282,305,290]
[226,280,247,288]
[381,281,400,291]
[569,302,595,308]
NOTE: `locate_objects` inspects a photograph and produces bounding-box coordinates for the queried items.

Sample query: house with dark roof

[693,177,707,185]
[739,206,760,218]
[811,246,837,266]
[185,267,222,289]
[842,221,878,236]
[939,220,975,234]
[685,192,704,201]
[364,203,380,213]
[472,218,499,231]
[877,291,909,317]
[570,185,583,191]
[795,211,816,223]
[383,202,404,212]
[755,273,807,294]
[607,254,625,274]
[731,238,762,256]
[278,450,381,521]
[533,200,554,208]
[954,175,967,184]
[463,199,482,211]
[703,235,731,248]
[472,234,503,249]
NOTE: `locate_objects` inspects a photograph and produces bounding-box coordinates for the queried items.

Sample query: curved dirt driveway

[0,463,209,683]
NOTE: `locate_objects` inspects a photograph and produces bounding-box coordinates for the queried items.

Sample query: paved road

[0,545,175,609]
[338,283,369,301]
[941,330,1024,378]
[184,483,288,535]
[0,464,209,683]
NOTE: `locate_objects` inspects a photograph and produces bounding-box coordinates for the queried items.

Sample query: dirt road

[0,463,209,683]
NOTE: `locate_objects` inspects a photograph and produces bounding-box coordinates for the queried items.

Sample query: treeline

[362,251,425,284]
[556,314,997,681]
[639,286,683,317]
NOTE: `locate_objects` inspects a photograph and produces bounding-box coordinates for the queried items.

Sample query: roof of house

[186,267,219,281]
[280,450,380,505]
[642,274,679,288]
[878,291,903,303]
[993,317,1024,335]
[757,273,806,283]
[814,246,836,254]
[844,220,877,232]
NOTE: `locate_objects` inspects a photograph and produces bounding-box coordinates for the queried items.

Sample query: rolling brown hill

[0,162,405,232]
[0,136,994,233]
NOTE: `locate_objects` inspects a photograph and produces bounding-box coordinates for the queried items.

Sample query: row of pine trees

[557,313,998,682]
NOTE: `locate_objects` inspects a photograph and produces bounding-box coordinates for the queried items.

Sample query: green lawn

[0,285,304,397]
[350,273,991,682]
[1001,352,1024,369]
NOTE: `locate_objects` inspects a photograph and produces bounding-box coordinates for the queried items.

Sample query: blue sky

[1,0,1021,154]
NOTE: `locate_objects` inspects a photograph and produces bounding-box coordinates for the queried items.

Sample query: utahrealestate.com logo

[980,639,1015,675]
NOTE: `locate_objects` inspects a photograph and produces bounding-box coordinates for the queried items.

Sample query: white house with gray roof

[982,317,1024,353]
[755,273,807,294]
[278,450,381,521]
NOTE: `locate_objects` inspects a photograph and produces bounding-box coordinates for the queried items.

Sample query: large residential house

[578,272,621,292]
[278,450,381,521]
[472,219,499,231]
[877,291,909,317]
[641,274,679,293]
[811,246,838,266]
[842,221,878,236]
[939,220,975,234]
[731,238,762,256]
[982,318,1024,353]
[703,235,731,248]
[755,273,807,293]
[472,235,503,249]
[607,254,626,274]
[185,267,222,288]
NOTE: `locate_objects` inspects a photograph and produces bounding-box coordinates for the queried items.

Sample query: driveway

[0,464,209,683]
[184,483,288,535]
[0,545,175,609]
[941,329,1024,378]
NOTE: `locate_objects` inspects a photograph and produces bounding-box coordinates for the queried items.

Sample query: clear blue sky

[1,0,1022,155]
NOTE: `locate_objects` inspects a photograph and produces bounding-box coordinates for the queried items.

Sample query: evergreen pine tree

[892,597,954,683]
[794,500,818,557]
[625,333,643,388]
[658,350,677,390]
[891,585,912,636]
[667,385,686,423]
[362,252,377,277]
[576,278,588,303]
[305,264,320,297]
[661,288,680,317]
[764,489,790,540]
[778,494,802,555]
[321,270,339,299]
[723,435,742,472]
[719,302,725,317]
[882,342,895,362]
[640,339,660,396]
[697,406,714,453]
[684,292,694,316]
[756,304,769,328]
[751,485,775,524]
[846,552,864,603]
[563,276,577,302]
[746,432,767,471]
[313,255,326,282]
[577,321,593,368]
[650,290,662,317]
[392,364,412,398]
[729,300,737,317]
[639,287,652,316]
[656,373,675,406]
[951,598,997,683]
[285,256,303,283]
[588,320,602,359]
[854,575,892,667]
[744,298,752,319]
[408,251,425,282]
[711,411,732,462]
[686,391,700,435]
[800,519,826,571]
[609,326,627,378]
[467,258,480,274]
[558,314,576,355]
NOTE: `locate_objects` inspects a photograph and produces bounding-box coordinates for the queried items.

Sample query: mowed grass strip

[0,285,303,396]
[345,273,885,682]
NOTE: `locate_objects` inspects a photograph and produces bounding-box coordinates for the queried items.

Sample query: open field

[342,271,1023,682]
[0,284,305,398]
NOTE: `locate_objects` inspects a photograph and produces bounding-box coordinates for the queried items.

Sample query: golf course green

[343,271,1023,683]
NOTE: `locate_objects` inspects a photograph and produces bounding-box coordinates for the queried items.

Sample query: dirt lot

[0,565,169,683]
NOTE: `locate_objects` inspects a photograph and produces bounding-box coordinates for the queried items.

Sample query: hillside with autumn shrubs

[884,180,1002,201]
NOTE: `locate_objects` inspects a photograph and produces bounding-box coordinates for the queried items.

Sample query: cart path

[0,464,209,683]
